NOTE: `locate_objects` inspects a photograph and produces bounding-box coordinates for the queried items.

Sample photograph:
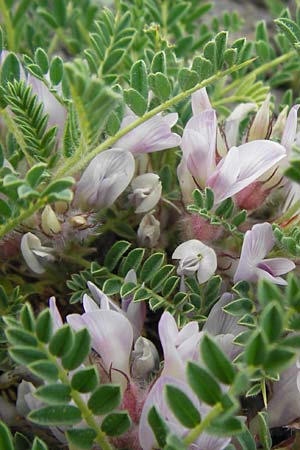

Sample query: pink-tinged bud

[181,213,223,242]
[235,181,270,210]
[121,382,142,423]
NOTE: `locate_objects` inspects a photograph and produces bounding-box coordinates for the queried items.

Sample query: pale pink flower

[113,110,181,154]
[234,222,295,285]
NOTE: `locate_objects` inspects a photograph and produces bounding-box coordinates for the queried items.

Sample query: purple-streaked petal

[207,141,286,204]
[182,110,217,187]
[260,258,295,276]
[74,149,135,210]
[192,88,212,115]
[255,267,288,285]
[68,310,133,385]
[281,104,300,154]
[234,223,276,284]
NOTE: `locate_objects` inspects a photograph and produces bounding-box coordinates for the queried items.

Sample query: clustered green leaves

[0,0,300,449]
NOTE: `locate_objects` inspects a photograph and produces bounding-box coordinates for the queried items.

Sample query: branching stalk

[54,58,256,179]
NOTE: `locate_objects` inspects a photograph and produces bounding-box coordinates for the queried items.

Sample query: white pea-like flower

[20,232,54,274]
[129,173,162,214]
[172,239,217,284]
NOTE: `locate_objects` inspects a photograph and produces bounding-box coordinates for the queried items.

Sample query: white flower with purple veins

[172,239,217,284]
[67,293,134,388]
[139,376,230,450]
[20,232,54,274]
[74,149,135,210]
[206,140,286,205]
[67,277,147,388]
[158,311,202,380]
[234,222,295,285]
[129,173,162,213]
[113,109,181,154]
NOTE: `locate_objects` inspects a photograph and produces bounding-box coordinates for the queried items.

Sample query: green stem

[183,403,223,445]
[42,345,115,450]
[54,58,256,179]
[0,198,47,239]
[220,50,296,96]
[0,0,15,51]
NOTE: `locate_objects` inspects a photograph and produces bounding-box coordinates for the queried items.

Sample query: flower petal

[192,88,212,115]
[114,113,181,154]
[49,297,63,331]
[281,104,300,154]
[182,110,217,186]
[75,149,135,209]
[225,103,256,148]
[234,223,276,284]
[68,310,133,384]
[208,140,286,204]
[260,258,295,276]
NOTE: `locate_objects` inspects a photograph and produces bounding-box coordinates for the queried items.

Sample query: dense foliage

[1,0,300,449]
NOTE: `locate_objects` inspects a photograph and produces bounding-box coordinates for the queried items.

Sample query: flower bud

[129,173,162,214]
[131,336,159,379]
[137,214,160,248]
[248,94,271,141]
[41,205,61,235]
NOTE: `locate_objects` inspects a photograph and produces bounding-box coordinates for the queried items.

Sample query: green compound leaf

[62,328,91,370]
